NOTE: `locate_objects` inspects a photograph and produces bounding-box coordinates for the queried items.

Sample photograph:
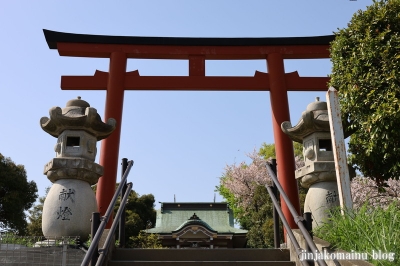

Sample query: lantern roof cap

[281,98,330,143]
[65,96,90,108]
[306,97,327,112]
[40,97,116,140]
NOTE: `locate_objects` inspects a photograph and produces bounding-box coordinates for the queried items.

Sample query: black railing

[81,159,134,266]
[269,159,281,248]
[118,158,128,248]
[265,162,327,266]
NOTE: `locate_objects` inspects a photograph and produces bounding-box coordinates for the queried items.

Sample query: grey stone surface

[295,161,336,188]
[304,181,339,228]
[55,130,98,160]
[44,157,103,185]
[40,97,116,140]
[110,249,295,265]
[40,97,116,240]
[281,98,330,144]
[42,179,97,240]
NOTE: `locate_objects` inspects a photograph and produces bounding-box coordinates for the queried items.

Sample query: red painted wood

[49,35,332,232]
[96,52,127,228]
[56,42,330,59]
[267,53,301,230]
[61,71,330,91]
[189,55,205,76]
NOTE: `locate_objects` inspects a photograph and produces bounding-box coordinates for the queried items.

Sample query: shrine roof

[43,29,334,50]
[146,202,247,235]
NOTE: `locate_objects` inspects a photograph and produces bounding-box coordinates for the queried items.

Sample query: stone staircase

[108,248,295,265]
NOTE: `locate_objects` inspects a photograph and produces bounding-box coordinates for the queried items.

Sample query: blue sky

[0,1,373,209]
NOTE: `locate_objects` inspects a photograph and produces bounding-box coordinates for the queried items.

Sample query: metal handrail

[266,186,310,266]
[81,160,134,266]
[96,182,133,265]
[118,158,128,248]
[266,163,327,266]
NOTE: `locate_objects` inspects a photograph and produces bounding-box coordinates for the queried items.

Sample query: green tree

[257,142,307,212]
[88,184,157,247]
[258,142,303,159]
[330,0,400,182]
[129,230,163,248]
[26,187,50,236]
[0,153,38,234]
[112,187,157,248]
[244,185,275,248]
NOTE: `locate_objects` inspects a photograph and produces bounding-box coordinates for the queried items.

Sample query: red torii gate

[44,29,332,229]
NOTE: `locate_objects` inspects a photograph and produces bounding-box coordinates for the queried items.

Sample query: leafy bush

[129,230,163,248]
[330,0,400,181]
[0,233,39,247]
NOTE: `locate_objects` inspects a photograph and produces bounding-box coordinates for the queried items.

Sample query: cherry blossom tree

[217,145,400,247]
[351,176,400,209]
[220,150,304,213]
[220,149,400,214]
[216,148,304,247]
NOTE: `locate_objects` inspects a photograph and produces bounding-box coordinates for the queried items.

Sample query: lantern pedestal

[42,179,97,240]
[304,181,339,228]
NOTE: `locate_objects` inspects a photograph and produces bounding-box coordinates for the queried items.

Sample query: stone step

[108,261,296,266]
[110,249,296,266]
[112,248,291,262]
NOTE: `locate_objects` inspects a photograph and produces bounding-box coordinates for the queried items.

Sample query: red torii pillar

[43,29,332,229]
[267,53,298,221]
[97,52,127,226]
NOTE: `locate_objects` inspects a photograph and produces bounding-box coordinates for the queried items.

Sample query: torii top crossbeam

[44,29,333,229]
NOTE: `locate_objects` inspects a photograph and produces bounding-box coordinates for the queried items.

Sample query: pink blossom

[220,150,304,213]
[351,176,400,209]
[220,149,400,212]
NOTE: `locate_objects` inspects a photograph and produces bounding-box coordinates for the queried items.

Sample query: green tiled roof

[146,202,247,235]
[173,218,216,233]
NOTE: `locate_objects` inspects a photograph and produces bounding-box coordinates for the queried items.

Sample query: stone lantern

[281,97,338,228]
[40,97,116,240]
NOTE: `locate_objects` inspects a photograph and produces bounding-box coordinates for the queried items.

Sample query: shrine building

[146,202,247,249]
